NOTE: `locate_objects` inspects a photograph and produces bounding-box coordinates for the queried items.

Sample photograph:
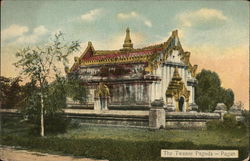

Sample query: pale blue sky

[1,0,248,48]
[1,0,249,108]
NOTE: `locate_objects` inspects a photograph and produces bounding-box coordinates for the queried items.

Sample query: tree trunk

[40,93,44,137]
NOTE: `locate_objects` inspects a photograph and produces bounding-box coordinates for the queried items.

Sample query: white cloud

[15,25,49,44]
[144,20,152,27]
[1,24,29,41]
[117,11,138,19]
[117,11,152,28]
[178,8,227,29]
[81,9,102,21]
[34,25,48,35]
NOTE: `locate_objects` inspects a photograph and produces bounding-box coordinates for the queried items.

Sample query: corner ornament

[95,82,110,98]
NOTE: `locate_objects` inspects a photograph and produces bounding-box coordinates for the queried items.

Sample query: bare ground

[0,146,108,161]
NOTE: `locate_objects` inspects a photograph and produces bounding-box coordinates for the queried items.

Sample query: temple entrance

[178,97,184,112]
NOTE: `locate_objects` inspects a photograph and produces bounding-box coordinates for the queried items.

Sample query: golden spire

[122,27,133,50]
[172,67,182,81]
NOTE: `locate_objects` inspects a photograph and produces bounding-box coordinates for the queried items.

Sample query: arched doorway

[178,97,184,112]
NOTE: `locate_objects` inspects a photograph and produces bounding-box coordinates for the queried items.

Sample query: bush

[223,114,237,128]
[207,114,247,130]
[28,113,70,136]
[1,135,248,161]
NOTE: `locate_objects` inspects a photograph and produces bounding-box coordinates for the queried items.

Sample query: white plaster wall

[188,85,193,104]
[167,50,181,63]
[89,89,95,103]
[192,86,195,103]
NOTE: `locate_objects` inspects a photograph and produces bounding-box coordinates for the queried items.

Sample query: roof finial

[172,30,179,46]
[172,30,178,37]
[122,27,133,50]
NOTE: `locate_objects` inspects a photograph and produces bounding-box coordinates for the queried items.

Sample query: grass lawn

[58,124,248,147]
[1,116,249,161]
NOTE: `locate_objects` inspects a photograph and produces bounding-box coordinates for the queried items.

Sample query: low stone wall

[65,111,221,129]
[0,109,221,129]
[165,112,221,129]
[64,113,149,127]
[108,105,150,111]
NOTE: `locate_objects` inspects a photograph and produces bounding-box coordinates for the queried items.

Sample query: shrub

[223,114,237,128]
[28,113,71,136]
[1,135,248,161]
[207,114,247,130]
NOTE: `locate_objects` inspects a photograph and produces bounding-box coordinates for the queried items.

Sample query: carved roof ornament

[166,67,190,102]
[69,28,197,78]
[172,67,182,81]
[122,27,133,50]
[94,82,110,97]
[180,51,198,77]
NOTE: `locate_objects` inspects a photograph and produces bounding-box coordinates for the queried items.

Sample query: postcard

[0,0,249,161]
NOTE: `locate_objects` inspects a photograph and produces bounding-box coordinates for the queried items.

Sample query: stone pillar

[153,82,156,100]
[166,66,170,87]
[192,86,195,103]
[135,83,138,102]
[163,65,167,103]
[189,85,198,112]
[94,97,101,111]
[103,97,108,110]
[94,96,109,111]
[149,99,166,129]
[183,101,187,112]
[214,103,227,120]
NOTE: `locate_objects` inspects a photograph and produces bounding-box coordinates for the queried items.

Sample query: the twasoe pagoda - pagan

[68,28,199,112]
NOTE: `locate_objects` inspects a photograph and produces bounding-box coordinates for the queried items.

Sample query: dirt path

[0,146,108,161]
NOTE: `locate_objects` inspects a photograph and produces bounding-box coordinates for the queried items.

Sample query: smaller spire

[122,27,133,50]
[88,41,92,46]
[172,67,182,81]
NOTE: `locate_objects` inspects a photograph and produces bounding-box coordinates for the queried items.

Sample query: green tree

[14,32,80,136]
[195,69,234,112]
[0,76,23,109]
[220,88,234,110]
[20,76,86,135]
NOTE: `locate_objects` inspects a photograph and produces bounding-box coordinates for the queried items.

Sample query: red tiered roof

[82,48,163,62]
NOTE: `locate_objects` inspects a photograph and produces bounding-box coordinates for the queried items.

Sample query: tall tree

[14,32,80,136]
[195,69,234,112]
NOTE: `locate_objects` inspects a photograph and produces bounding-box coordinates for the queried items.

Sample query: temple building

[68,28,198,112]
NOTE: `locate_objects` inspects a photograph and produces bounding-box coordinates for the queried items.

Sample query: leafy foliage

[14,32,82,136]
[207,114,246,130]
[0,76,23,109]
[65,77,88,103]
[14,32,80,85]
[19,76,87,135]
[1,135,248,161]
[195,69,234,112]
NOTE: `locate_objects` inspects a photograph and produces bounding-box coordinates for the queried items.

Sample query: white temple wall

[192,86,195,103]
[167,50,182,63]
[188,85,193,104]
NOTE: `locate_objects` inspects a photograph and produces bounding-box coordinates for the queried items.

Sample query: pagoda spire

[172,67,182,81]
[122,27,133,50]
